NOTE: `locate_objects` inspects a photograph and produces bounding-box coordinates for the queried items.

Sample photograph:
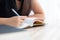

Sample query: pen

[11,8,20,16]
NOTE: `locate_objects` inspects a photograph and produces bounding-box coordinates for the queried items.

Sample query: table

[0,25,44,40]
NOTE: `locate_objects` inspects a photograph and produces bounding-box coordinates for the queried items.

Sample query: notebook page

[17,18,36,29]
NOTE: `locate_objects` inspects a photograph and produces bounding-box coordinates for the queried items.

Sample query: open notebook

[11,9,44,29]
[17,18,44,29]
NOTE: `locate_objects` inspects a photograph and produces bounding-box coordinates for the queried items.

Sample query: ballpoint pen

[11,8,20,16]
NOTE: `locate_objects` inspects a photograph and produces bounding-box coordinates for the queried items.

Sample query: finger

[19,20,24,23]
[20,16,27,20]
[35,18,44,21]
[35,20,43,23]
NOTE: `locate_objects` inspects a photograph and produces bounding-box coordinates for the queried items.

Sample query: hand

[35,18,44,22]
[6,16,27,27]
[33,18,44,25]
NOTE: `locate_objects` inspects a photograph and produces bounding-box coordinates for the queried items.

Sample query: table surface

[0,25,44,40]
[0,23,59,40]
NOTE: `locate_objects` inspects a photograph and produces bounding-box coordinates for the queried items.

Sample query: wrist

[2,18,9,25]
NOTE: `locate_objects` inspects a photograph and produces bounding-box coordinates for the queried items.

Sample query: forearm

[0,18,8,25]
[29,13,44,18]
[31,0,45,20]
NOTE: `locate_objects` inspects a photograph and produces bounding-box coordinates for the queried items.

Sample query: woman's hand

[28,16,44,23]
[34,18,44,25]
[5,16,27,27]
[35,18,44,22]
